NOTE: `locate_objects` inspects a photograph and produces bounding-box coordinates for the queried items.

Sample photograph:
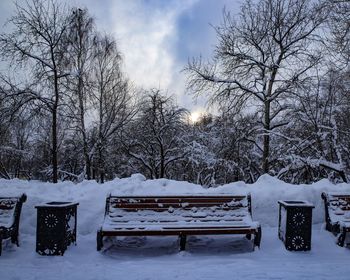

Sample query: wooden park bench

[321,192,350,247]
[0,194,27,255]
[97,194,261,251]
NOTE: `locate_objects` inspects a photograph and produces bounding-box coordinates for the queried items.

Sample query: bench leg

[179,234,187,251]
[97,230,103,251]
[337,227,346,247]
[11,234,19,247]
[254,226,262,249]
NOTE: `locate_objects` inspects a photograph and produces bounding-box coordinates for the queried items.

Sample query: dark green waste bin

[278,200,314,251]
[35,201,79,255]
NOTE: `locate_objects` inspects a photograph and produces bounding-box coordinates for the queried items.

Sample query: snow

[103,194,257,232]
[323,193,350,225]
[0,207,15,228]
[35,201,79,208]
[1,174,350,279]
[278,200,314,208]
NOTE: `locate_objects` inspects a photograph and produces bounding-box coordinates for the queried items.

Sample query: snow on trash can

[35,202,79,255]
[278,200,314,251]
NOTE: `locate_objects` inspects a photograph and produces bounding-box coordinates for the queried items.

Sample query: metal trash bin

[35,202,79,255]
[278,200,314,251]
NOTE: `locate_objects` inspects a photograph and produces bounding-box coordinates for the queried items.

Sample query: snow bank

[1,174,350,236]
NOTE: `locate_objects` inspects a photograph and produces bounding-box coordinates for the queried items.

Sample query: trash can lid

[35,201,79,208]
[278,200,314,208]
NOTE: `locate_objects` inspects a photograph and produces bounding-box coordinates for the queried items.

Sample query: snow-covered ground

[1,174,350,280]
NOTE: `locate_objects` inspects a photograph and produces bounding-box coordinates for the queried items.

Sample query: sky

[0,0,242,113]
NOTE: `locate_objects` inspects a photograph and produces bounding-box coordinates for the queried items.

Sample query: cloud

[110,0,199,95]
[0,0,241,112]
[105,0,240,112]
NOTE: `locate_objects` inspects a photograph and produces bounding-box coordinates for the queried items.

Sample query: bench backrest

[321,192,350,226]
[0,194,27,229]
[105,194,252,218]
[322,193,350,210]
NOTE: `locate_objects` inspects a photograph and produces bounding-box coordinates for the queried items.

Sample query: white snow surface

[1,174,350,279]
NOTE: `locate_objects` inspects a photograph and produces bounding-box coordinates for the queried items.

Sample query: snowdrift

[1,174,350,237]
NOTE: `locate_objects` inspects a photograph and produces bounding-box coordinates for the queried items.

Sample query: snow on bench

[321,192,350,246]
[97,194,261,251]
[0,194,27,255]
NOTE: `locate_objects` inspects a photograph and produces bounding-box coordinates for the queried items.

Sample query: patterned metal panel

[36,202,78,256]
[278,201,314,251]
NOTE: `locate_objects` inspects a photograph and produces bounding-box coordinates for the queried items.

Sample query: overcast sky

[0,0,241,113]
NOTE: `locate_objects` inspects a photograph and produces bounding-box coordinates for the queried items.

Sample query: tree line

[0,0,349,185]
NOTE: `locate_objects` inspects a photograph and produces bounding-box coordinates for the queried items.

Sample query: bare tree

[325,0,350,67]
[277,69,350,183]
[125,90,188,179]
[0,0,71,183]
[65,8,94,180]
[186,0,325,174]
[91,35,135,183]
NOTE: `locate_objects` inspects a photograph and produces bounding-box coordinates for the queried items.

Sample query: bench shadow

[103,235,254,259]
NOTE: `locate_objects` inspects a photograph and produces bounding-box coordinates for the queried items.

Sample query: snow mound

[1,175,350,236]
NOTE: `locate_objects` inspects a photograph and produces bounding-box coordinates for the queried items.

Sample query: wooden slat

[101,227,255,236]
[107,216,244,223]
[330,195,350,198]
[109,211,246,217]
[107,219,244,224]
[108,212,246,221]
[111,203,244,209]
[0,206,15,210]
[329,195,350,211]
[111,195,246,200]
[112,200,244,205]
[110,207,244,213]
[111,200,244,204]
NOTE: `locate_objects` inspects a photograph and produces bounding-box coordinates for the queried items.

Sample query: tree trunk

[52,105,58,183]
[160,145,165,178]
[262,100,270,174]
[98,142,104,183]
[76,9,91,180]
[52,68,60,183]
[78,75,91,180]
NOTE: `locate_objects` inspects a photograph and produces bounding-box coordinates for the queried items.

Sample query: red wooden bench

[321,192,350,246]
[0,194,27,255]
[97,194,261,251]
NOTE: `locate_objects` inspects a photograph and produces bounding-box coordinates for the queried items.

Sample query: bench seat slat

[101,227,256,237]
[104,220,254,227]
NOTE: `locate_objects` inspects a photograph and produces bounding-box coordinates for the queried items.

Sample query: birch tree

[91,35,135,183]
[65,8,94,180]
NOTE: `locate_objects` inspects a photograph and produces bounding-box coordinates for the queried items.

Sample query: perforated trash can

[35,202,79,255]
[278,200,314,251]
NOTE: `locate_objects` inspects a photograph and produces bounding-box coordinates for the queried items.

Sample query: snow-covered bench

[0,194,27,255]
[322,192,350,247]
[97,194,261,251]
